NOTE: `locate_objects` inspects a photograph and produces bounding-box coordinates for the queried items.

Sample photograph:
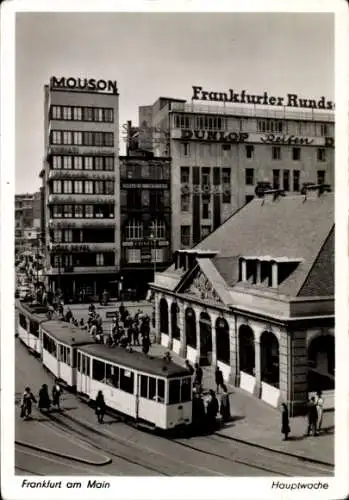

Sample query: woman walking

[281,403,291,440]
[20,387,36,420]
[220,385,231,423]
[38,384,51,412]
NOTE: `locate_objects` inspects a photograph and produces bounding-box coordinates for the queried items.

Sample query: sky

[15,11,334,194]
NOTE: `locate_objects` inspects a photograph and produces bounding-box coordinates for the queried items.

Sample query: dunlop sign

[181,129,249,143]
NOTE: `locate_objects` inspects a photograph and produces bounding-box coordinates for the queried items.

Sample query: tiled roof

[195,193,334,298]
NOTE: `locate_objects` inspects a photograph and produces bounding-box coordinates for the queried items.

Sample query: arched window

[185,308,196,348]
[216,318,230,364]
[125,220,143,240]
[239,326,255,376]
[171,303,180,340]
[260,331,279,388]
[159,299,169,334]
[149,220,166,240]
[308,334,335,391]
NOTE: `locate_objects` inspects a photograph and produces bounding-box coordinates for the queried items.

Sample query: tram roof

[40,320,93,346]
[16,299,50,323]
[78,344,191,379]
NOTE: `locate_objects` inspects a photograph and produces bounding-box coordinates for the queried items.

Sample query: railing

[49,218,116,229]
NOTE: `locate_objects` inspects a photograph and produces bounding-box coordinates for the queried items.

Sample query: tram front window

[157,379,165,403]
[180,377,191,403]
[169,379,181,404]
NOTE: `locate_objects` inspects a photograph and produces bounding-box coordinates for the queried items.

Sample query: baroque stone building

[150,187,334,416]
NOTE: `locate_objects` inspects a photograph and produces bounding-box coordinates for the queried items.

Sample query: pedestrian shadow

[286,435,305,442]
[319,425,335,435]
[218,415,245,429]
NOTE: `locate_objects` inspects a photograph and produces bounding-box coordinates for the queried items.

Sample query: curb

[215,432,334,468]
[15,440,112,466]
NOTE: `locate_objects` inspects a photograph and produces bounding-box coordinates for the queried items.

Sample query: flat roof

[41,320,93,346]
[78,344,190,379]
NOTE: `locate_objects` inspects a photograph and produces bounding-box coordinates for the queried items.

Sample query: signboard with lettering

[50,77,118,95]
[52,244,90,253]
[260,134,314,146]
[121,183,168,189]
[181,184,231,195]
[181,129,249,143]
[122,240,169,248]
[48,146,115,156]
[191,86,335,110]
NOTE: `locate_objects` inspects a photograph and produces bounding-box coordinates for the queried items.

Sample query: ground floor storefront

[153,292,334,416]
[48,273,119,303]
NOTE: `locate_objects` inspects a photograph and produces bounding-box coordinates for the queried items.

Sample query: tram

[76,344,193,430]
[40,320,92,389]
[16,299,50,356]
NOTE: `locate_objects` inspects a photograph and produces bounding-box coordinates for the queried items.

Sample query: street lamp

[149,232,156,282]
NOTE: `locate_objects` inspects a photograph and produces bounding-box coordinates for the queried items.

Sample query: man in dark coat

[220,385,231,423]
[194,363,203,388]
[307,397,318,436]
[281,403,290,440]
[215,366,225,394]
[52,379,62,409]
[206,390,219,433]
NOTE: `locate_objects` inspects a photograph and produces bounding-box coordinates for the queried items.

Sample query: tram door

[77,352,90,395]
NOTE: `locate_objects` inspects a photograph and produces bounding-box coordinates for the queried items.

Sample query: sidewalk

[147,342,335,466]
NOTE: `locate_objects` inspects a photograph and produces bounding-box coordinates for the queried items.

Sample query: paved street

[15,340,333,477]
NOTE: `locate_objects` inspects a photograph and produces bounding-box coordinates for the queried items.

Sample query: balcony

[48,169,115,181]
[46,265,117,276]
[48,194,115,204]
[48,242,116,252]
[49,218,116,229]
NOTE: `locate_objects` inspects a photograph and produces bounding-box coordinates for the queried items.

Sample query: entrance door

[76,353,90,396]
[199,316,212,366]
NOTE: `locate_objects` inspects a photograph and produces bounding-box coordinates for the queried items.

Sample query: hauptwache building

[138,88,334,253]
[150,186,334,416]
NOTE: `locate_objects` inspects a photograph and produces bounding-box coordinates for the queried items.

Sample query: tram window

[86,357,90,376]
[140,375,148,398]
[157,379,165,403]
[66,348,71,366]
[180,378,191,403]
[149,377,156,400]
[111,366,119,388]
[60,345,64,362]
[120,368,134,394]
[169,379,181,404]
[82,355,86,374]
[73,349,77,368]
[77,352,81,371]
[19,314,27,329]
[105,363,114,385]
[30,321,39,338]
[92,359,105,381]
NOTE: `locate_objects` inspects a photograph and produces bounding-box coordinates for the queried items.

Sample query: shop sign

[50,76,118,95]
[122,183,168,189]
[260,134,314,146]
[181,129,249,143]
[191,86,335,110]
[181,184,230,195]
[53,244,90,253]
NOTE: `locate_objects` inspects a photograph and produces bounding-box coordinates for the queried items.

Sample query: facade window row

[125,248,167,264]
[51,179,114,195]
[50,130,114,147]
[120,163,170,180]
[174,114,224,131]
[181,143,329,162]
[51,105,114,123]
[51,204,114,219]
[51,228,115,243]
[125,219,166,240]
[51,252,115,268]
[51,155,114,171]
[121,189,169,211]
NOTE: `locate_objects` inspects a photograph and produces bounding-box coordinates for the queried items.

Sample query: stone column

[154,293,161,344]
[228,315,239,386]
[210,311,218,367]
[256,261,261,284]
[272,263,278,288]
[289,329,308,416]
[167,298,173,350]
[241,260,247,281]
[194,307,201,363]
[253,340,262,398]
[278,327,289,408]
[178,302,187,358]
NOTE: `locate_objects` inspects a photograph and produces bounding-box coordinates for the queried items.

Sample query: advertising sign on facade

[191,86,335,110]
[50,77,118,95]
[181,129,249,143]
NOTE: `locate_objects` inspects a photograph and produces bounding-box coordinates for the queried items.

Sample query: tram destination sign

[50,77,118,95]
[191,86,335,110]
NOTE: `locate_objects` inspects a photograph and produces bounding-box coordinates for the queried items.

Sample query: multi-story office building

[138,93,334,251]
[41,76,120,300]
[15,192,41,253]
[119,149,172,297]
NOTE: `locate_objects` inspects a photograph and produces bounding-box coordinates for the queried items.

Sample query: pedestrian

[281,403,290,440]
[142,333,150,355]
[192,392,206,435]
[315,391,324,432]
[38,384,51,411]
[306,397,318,436]
[132,323,140,345]
[20,387,36,419]
[194,363,203,391]
[52,379,62,409]
[220,385,231,423]
[95,390,106,423]
[215,366,225,394]
[185,360,194,375]
[206,389,219,433]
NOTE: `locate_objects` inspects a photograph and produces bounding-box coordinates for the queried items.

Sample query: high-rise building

[138,93,334,252]
[41,76,120,300]
[15,192,41,253]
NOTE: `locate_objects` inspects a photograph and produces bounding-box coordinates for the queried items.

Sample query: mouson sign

[50,77,118,94]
